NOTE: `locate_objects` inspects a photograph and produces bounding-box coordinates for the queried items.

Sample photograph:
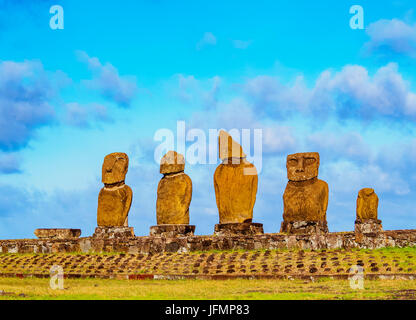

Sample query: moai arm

[322,181,329,219]
[250,172,258,212]
[214,167,221,213]
[123,185,133,226]
[184,174,193,210]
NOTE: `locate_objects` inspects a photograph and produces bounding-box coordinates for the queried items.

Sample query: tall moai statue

[150,151,195,237]
[355,188,382,233]
[213,130,263,236]
[95,152,134,238]
[280,152,329,234]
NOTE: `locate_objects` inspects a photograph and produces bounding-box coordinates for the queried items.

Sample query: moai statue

[213,130,263,236]
[355,188,382,234]
[95,152,134,238]
[280,152,329,234]
[150,151,195,237]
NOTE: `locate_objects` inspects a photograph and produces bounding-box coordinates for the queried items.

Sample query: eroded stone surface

[355,219,383,234]
[357,188,379,220]
[150,224,195,237]
[214,223,264,236]
[157,151,192,225]
[280,221,328,235]
[160,150,185,175]
[282,152,329,233]
[93,226,135,239]
[218,130,246,159]
[1,229,416,254]
[214,130,258,224]
[34,229,81,239]
[97,153,132,227]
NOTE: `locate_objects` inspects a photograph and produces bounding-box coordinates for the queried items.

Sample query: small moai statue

[355,188,382,234]
[280,152,329,234]
[95,152,134,238]
[150,151,195,237]
[213,130,263,236]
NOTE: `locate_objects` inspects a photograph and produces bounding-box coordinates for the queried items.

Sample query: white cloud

[244,63,416,121]
[323,160,410,196]
[365,18,416,57]
[232,39,251,49]
[307,132,372,162]
[76,51,138,107]
[263,126,296,154]
[196,32,217,50]
[0,60,64,151]
[65,102,111,127]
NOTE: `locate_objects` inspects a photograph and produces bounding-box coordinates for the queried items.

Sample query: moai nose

[296,158,305,172]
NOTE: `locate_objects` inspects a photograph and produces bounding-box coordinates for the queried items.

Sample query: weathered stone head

[102,152,129,185]
[214,130,258,224]
[160,151,185,174]
[218,130,246,161]
[157,151,192,225]
[286,152,320,182]
[356,188,379,220]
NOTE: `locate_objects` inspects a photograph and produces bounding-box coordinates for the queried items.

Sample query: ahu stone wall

[0,229,415,255]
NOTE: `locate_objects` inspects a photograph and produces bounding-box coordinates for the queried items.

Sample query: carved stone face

[286,152,320,181]
[102,152,129,184]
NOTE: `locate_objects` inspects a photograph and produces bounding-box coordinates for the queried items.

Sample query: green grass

[0,277,416,300]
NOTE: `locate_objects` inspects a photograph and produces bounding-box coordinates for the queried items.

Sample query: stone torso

[214,160,258,224]
[156,172,192,224]
[283,178,328,222]
[97,184,132,227]
[356,188,378,220]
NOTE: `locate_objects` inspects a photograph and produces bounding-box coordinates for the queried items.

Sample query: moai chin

[213,130,263,236]
[281,152,329,234]
[151,151,195,237]
[355,188,382,234]
[96,152,133,228]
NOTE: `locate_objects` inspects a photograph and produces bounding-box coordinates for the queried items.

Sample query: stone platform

[355,219,383,234]
[280,221,329,234]
[1,228,416,254]
[214,223,264,236]
[93,226,135,239]
[149,224,195,237]
[34,229,81,239]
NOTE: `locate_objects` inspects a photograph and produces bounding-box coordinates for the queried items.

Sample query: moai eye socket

[304,157,316,166]
[288,158,298,166]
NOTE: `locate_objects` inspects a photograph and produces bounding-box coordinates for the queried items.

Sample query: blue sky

[1,0,416,239]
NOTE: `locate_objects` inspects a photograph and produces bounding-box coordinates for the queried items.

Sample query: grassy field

[1,247,415,300]
[0,277,416,300]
